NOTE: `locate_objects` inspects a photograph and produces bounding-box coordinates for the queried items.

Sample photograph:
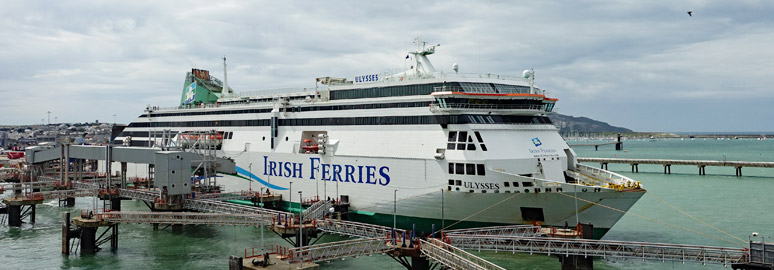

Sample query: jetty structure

[578,157,774,176]
[0,142,774,270]
[0,141,769,270]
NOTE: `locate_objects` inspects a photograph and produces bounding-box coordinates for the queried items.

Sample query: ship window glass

[460,82,495,93]
[557,188,563,192]
[482,190,487,194]
[456,143,466,150]
[448,132,457,142]
[480,144,488,151]
[522,182,534,187]
[524,189,529,193]
[465,164,475,175]
[469,190,474,193]
[458,132,467,142]
[545,188,551,193]
[535,188,541,193]
[512,182,519,187]
[494,190,499,193]
[447,143,455,150]
[455,164,464,175]
[505,190,510,193]
[467,144,476,150]
[468,136,473,142]
[474,131,484,143]
[447,186,451,191]
[503,182,510,187]
[456,180,462,186]
[448,163,454,174]
[448,179,454,185]
[477,164,485,176]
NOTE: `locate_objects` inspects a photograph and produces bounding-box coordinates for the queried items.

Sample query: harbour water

[1,138,772,269]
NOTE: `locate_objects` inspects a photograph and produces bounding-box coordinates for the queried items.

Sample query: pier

[2,141,772,269]
[578,157,774,176]
[568,133,624,151]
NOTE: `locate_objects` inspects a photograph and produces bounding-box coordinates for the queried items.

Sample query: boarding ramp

[300,200,332,221]
[316,218,406,239]
[445,235,749,266]
[288,238,394,264]
[24,145,236,174]
[444,224,542,237]
[421,238,506,270]
[99,211,270,226]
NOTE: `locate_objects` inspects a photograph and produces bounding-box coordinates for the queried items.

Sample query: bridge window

[503,182,510,187]
[477,164,485,176]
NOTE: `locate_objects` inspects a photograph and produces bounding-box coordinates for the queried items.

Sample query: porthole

[285,137,289,141]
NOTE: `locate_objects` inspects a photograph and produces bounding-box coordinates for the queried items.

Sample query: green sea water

[1,138,772,269]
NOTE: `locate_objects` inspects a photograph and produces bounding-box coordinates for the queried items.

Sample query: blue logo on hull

[235,166,289,190]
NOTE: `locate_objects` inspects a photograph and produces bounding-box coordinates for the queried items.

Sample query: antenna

[222,56,229,94]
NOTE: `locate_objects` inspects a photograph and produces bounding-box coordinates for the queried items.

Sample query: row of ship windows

[447,186,565,194]
[143,101,432,118]
[448,163,486,176]
[447,131,488,151]
[329,83,442,100]
[329,82,534,100]
[127,115,553,128]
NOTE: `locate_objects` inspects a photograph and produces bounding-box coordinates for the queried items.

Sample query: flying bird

[687,11,692,17]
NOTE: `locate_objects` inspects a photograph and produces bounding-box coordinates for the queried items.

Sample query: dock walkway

[578,157,774,176]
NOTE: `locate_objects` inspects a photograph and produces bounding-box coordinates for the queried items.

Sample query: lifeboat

[301,145,319,151]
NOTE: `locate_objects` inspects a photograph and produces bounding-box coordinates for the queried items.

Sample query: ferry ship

[117,39,645,238]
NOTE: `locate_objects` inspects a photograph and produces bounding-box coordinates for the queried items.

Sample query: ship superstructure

[117,39,645,238]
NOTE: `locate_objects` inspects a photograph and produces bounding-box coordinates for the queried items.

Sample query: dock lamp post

[298,190,304,268]
[260,187,265,252]
[393,189,398,244]
[248,163,252,191]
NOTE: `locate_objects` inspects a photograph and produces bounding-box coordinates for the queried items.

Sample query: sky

[1,0,772,132]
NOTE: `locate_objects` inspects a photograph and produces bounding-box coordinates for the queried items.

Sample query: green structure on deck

[180,68,232,106]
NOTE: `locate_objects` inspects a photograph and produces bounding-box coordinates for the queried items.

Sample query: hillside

[549,114,632,133]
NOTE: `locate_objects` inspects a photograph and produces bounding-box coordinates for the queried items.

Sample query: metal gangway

[444,224,542,237]
[316,218,406,239]
[300,200,332,221]
[421,238,505,270]
[445,235,749,266]
[99,211,270,226]
[287,237,395,264]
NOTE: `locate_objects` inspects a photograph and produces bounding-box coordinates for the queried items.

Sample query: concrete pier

[579,157,774,176]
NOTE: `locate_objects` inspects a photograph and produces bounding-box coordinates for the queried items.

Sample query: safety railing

[288,237,394,264]
[421,238,506,270]
[100,211,270,226]
[444,225,542,237]
[316,218,407,239]
[430,103,547,111]
[445,235,749,266]
[300,200,332,221]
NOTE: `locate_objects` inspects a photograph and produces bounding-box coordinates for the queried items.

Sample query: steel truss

[446,235,749,266]
[421,238,506,270]
[316,218,406,239]
[444,224,542,237]
[288,237,394,264]
[100,211,271,226]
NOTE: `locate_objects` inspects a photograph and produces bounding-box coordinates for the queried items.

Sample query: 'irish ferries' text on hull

[117,39,645,238]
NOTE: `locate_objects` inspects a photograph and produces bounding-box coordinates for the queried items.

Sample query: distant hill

[549,114,632,133]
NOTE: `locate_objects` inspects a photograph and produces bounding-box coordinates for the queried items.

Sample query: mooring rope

[555,192,746,247]
[648,192,747,244]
